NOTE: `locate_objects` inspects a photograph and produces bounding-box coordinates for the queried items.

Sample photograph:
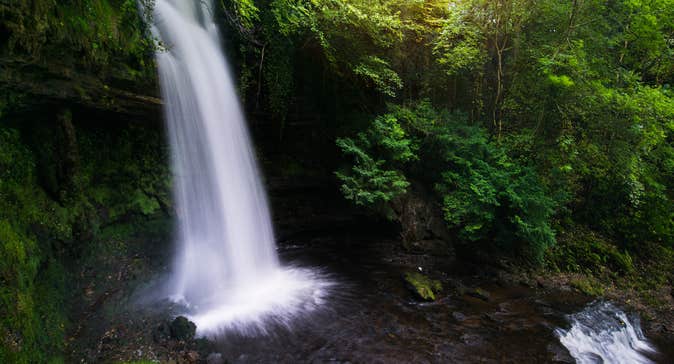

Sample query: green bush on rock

[336,101,557,263]
[335,111,415,214]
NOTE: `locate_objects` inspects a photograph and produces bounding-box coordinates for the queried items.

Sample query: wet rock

[98,327,120,353]
[537,277,554,289]
[404,271,442,301]
[467,288,490,301]
[482,313,497,322]
[170,316,197,341]
[406,239,452,256]
[182,350,199,363]
[452,312,467,322]
[153,321,172,343]
[195,337,216,357]
[0,59,161,117]
[446,278,467,295]
[207,352,225,364]
[649,321,673,335]
[390,186,454,258]
[460,333,483,346]
[547,343,574,363]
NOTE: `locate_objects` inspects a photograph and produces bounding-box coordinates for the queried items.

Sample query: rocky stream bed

[64,229,674,364]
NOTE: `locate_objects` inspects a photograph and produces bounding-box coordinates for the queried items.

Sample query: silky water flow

[149,0,331,336]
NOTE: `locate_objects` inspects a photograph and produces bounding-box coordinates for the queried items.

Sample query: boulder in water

[170,316,196,341]
[183,350,200,363]
[467,288,491,301]
[153,320,172,343]
[546,343,575,363]
[404,271,442,300]
[206,352,225,364]
[452,311,467,322]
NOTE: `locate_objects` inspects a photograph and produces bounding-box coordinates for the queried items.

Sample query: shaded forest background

[0,0,672,362]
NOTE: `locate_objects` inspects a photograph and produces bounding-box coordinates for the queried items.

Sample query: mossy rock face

[404,272,442,301]
[170,316,196,341]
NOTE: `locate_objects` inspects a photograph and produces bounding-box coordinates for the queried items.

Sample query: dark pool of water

[67,230,673,363]
[204,234,672,364]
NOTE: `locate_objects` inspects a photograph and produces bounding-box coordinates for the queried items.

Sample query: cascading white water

[149,0,330,336]
[555,301,658,364]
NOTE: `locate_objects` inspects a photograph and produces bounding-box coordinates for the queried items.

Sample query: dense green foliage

[0,116,169,362]
[0,0,154,78]
[546,228,635,276]
[0,128,66,363]
[1,2,165,358]
[336,102,556,262]
[226,0,672,256]
[335,110,414,209]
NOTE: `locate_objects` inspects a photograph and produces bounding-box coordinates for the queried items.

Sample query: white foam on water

[187,267,334,337]
[555,301,657,364]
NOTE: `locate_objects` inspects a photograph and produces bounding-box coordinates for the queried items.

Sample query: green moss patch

[404,271,442,301]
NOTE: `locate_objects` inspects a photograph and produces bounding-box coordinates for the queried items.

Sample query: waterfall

[555,301,658,364]
[149,0,330,336]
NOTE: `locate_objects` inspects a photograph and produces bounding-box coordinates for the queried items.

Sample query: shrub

[546,228,635,275]
[426,111,556,264]
[336,101,557,263]
[335,110,416,214]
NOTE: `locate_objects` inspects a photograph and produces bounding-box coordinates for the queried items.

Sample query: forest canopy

[226,0,673,260]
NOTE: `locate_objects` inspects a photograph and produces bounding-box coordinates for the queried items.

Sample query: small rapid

[555,301,658,364]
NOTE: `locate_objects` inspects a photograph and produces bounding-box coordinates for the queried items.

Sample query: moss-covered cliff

[0,112,170,363]
[1,0,160,115]
[0,1,168,362]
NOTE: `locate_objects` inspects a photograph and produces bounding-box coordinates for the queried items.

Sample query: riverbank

[522,268,674,356]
